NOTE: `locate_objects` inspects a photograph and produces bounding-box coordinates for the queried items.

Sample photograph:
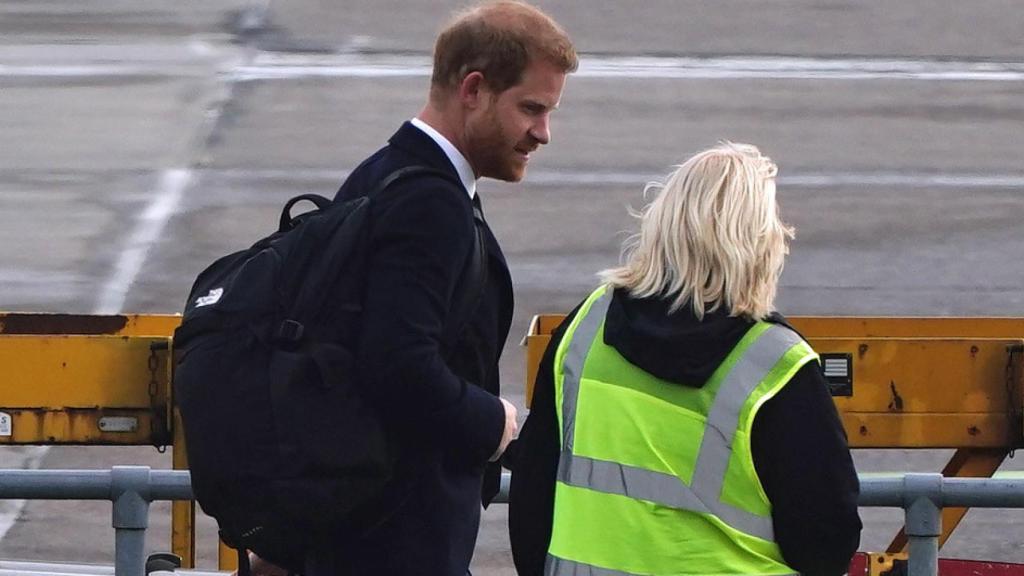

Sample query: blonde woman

[507,143,861,576]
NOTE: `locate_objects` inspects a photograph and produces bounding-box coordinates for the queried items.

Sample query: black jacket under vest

[506,288,861,576]
[306,122,514,576]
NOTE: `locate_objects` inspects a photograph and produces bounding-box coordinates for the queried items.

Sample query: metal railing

[858,474,1024,576]
[0,467,191,576]
[2,468,1024,576]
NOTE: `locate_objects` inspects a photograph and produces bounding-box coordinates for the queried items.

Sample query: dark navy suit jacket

[307,122,514,575]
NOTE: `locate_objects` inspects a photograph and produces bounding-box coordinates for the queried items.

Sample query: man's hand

[231,552,289,576]
[490,397,518,462]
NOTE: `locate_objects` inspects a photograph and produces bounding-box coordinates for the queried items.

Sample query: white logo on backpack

[195,287,224,307]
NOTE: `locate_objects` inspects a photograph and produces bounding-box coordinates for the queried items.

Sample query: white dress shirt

[410,117,477,199]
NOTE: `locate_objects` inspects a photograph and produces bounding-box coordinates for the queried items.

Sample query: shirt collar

[410,117,477,199]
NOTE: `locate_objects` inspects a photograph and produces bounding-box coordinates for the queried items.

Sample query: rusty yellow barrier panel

[0,312,206,567]
[0,313,178,445]
[524,314,1024,553]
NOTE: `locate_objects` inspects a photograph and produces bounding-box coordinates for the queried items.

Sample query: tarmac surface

[2,0,1024,572]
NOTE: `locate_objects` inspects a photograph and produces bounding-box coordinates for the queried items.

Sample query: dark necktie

[471,193,484,223]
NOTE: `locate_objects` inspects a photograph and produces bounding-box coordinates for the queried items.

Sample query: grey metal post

[110,467,152,576]
[903,473,942,576]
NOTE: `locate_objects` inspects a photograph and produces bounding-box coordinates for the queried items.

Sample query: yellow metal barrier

[0,313,178,448]
[0,313,215,568]
[0,335,172,445]
[3,311,1023,566]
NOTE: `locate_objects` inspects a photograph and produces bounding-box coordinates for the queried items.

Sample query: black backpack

[172,166,486,574]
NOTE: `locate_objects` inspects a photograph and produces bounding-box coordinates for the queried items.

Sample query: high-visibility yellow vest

[547,285,818,576]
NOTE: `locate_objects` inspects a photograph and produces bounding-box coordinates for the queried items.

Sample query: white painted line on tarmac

[5,52,1024,82]
[195,167,1024,190]
[94,169,191,315]
[0,64,206,77]
[93,36,241,316]
[230,53,1024,82]
[0,447,50,543]
[527,170,1024,189]
[780,172,1024,189]
[577,55,1024,81]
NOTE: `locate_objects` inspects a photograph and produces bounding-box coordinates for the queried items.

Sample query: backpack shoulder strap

[369,165,456,197]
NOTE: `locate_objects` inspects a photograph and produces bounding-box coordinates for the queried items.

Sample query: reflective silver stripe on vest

[690,323,804,539]
[558,452,712,515]
[560,289,612,451]
[557,292,804,542]
[545,554,639,576]
[546,554,797,576]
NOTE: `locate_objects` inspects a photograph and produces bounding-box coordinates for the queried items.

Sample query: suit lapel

[479,215,509,270]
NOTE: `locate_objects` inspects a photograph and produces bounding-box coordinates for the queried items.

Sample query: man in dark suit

[278,2,576,575]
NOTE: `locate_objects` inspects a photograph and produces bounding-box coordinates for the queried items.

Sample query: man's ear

[458,71,489,109]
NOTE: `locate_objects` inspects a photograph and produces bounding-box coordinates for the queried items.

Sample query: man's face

[465,60,567,182]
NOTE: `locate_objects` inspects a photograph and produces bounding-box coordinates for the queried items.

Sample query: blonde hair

[430,1,577,98]
[599,142,794,321]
